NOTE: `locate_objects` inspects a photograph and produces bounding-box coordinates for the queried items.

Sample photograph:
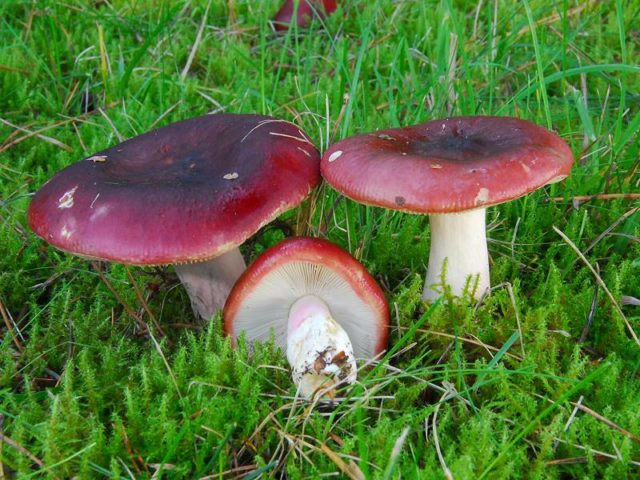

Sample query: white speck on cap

[328,150,343,163]
[475,188,490,205]
[60,225,73,239]
[223,172,239,180]
[58,186,78,209]
[377,134,396,141]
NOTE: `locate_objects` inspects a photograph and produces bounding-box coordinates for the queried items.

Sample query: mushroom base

[423,209,490,301]
[175,248,246,320]
[286,295,357,399]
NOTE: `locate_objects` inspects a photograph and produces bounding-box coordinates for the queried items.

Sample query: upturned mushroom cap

[273,0,337,31]
[321,116,573,213]
[28,114,320,264]
[223,237,389,358]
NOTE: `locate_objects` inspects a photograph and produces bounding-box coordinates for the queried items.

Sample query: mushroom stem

[423,208,490,301]
[175,248,246,320]
[286,295,357,398]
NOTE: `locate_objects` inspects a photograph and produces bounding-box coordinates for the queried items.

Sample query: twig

[554,226,640,346]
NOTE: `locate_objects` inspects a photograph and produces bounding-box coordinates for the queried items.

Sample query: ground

[1,0,639,478]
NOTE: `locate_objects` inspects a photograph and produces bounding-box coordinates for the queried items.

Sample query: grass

[1,0,639,477]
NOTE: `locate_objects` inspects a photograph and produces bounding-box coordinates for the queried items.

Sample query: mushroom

[320,116,573,301]
[223,237,389,398]
[28,114,320,320]
[272,0,337,31]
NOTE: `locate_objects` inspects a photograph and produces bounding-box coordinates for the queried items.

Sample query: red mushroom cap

[273,0,337,31]
[321,116,573,214]
[28,114,320,264]
[224,237,389,357]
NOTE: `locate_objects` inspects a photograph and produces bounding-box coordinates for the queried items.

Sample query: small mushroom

[272,0,337,31]
[321,116,573,301]
[29,114,320,320]
[223,237,389,399]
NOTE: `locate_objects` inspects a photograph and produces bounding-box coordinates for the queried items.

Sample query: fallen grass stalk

[0,296,23,353]
[551,437,640,467]
[0,118,72,153]
[551,193,640,202]
[553,225,640,346]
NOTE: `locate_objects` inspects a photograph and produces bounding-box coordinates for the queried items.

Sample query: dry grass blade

[583,207,639,256]
[0,296,23,353]
[0,433,59,479]
[412,328,523,361]
[430,386,456,480]
[574,403,640,444]
[318,442,365,480]
[551,193,640,203]
[547,454,618,466]
[0,117,72,153]
[98,108,123,142]
[553,226,640,346]
[552,437,640,467]
[199,464,258,479]
[621,295,640,306]
[124,266,166,338]
[382,426,410,480]
[0,414,4,478]
[91,262,148,334]
[537,392,640,444]
[515,0,596,37]
[148,327,183,399]
[181,0,211,80]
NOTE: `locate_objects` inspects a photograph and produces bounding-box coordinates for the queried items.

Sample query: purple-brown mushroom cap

[28,114,320,264]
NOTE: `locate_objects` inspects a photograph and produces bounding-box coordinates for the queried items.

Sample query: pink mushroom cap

[321,116,574,214]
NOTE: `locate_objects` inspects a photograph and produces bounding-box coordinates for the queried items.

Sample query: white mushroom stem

[422,208,490,301]
[175,248,246,320]
[286,295,357,399]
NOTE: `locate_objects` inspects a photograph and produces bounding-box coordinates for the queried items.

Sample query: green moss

[1,0,640,477]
